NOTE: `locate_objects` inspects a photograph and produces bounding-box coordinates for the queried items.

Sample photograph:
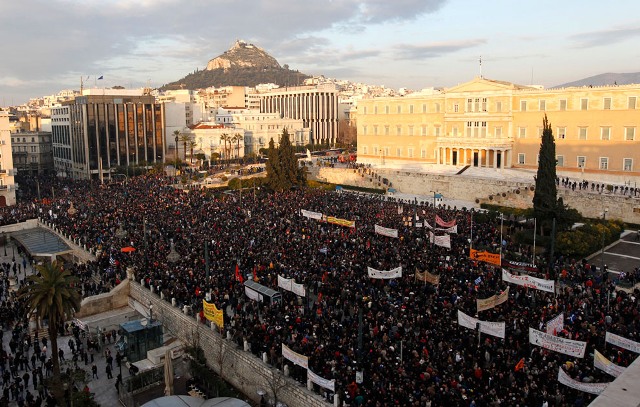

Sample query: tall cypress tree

[532,114,558,234]
[265,138,282,191]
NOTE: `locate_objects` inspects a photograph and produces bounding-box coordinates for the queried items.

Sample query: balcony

[0,185,7,190]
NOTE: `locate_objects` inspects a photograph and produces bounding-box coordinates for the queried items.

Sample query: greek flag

[109,255,116,266]
[474,276,482,285]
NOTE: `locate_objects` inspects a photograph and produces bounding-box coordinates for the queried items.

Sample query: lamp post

[2,232,5,257]
[601,208,609,276]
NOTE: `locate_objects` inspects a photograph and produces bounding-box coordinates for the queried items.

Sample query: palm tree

[188,140,197,164]
[19,261,82,401]
[232,133,243,160]
[179,133,192,162]
[220,133,230,165]
[172,130,181,160]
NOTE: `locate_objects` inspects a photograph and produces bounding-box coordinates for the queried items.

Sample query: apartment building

[357,77,640,180]
[0,111,17,206]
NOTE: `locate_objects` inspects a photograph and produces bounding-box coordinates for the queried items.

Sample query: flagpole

[532,218,537,267]
[470,211,474,250]
[499,213,503,261]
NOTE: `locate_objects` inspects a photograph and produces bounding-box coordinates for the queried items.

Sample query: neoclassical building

[357,77,640,179]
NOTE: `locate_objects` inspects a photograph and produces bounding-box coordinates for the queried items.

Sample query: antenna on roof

[479,56,483,78]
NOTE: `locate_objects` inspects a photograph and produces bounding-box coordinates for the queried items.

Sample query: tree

[265,138,281,191]
[172,130,181,161]
[532,114,558,235]
[19,261,82,403]
[220,133,231,164]
[232,133,243,159]
[265,129,306,192]
[179,133,192,162]
[188,140,197,164]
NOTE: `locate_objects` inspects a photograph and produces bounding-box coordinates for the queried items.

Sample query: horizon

[1,0,639,106]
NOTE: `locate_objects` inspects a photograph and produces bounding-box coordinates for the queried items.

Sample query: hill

[554,72,640,88]
[162,40,311,90]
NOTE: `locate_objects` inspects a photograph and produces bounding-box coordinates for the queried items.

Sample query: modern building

[0,111,17,206]
[11,131,54,175]
[259,84,339,147]
[356,77,640,180]
[51,89,166,180]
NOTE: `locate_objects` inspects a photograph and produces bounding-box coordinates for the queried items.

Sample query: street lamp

[601,208,609,276]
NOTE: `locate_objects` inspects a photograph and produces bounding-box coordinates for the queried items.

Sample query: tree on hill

[265,129,306,192]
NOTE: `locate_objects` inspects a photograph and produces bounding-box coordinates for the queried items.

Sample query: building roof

[189,123,226,130]
[9,227,72,257]
[140,396,251,407]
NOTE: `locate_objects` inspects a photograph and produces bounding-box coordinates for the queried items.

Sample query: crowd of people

[0,173,638,406]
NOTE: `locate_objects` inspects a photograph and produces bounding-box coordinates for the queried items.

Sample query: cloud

[357,0,447,23]
[570,25,640,48]
[394,39,487,60]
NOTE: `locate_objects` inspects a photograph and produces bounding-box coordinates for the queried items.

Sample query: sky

[1,0,639,106]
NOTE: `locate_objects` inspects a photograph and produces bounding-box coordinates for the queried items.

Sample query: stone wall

[75,279,131,318]
[129,282,329,407]
[314,167,640,224]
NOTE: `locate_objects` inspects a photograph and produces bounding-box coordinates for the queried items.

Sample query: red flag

[252,266,257,282]
[317,292,323,303]
[514,358,525,372]
[235,264,244,283]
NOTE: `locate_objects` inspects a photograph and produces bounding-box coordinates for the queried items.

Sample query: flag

[235,264,244,283]
[109,255,116,266]
[252,267,257,282]
[319,247,328,254]
[515,358,525,372]
[475,276,482,285]
[97,75,104,80]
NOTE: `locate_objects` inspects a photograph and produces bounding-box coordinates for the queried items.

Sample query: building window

[397,105,401,114]
[629,97,637,109]
[581,98,588,110]
[537,127,544,137]
[373,125,378,135]
[454,103,459,113]
[362,126,367,136]
[518,153,525,165]
[560,99,567,111]
[396,126,401,136]
[363,146,368,155]
[434,127,441,137]
[482,98,487,112]
[625,127,635,141]
[421,125,427,136]
[496,101,502,112]
[556,155,564,167]
[520,100,527,111]
[600,157,608,170]
[466,98,472,112]
[408,148,413,158]
[408,126,414,136]
[385,106,389,114]
[409,105,414,114]
[396,148,401,157]
[421,149,426,158]
[495,127,502,138]
[519,127,527,138]
[374,106,378,114]
[373,147,378,155]
[452,127,458,137]
[577,156,586,168]
[578,127,588,140]
[384,126,389,136]
[603,97,611,110]
[601,127,611,140]
[384,147,389,156]
[539,100,546,111]
[435,103,441,113]
[481,122,487,137]
[623,158,633,171]
[422,104,427,113]
[557,127,566,139]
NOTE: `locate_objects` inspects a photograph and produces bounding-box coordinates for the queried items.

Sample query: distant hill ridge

[554,72,640,88]
[162,40,310,91]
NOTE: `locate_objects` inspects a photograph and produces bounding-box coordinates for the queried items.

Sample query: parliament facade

[357,77,640,179]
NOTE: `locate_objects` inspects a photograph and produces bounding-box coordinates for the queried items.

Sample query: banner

[301,209,323,220]
[502,269,555,293]
[546,313,564,336]
[435,214,456,228]
[605,332,640,354]
[307,369,335,392]
[367,266,402,279]
[397,205,403,214]
[594,350,626,378]
[529,328,587,358]
[245,286,259,301]
[469,249,501,266]
[375,224,399,238]
[557,368,609,395]
[281,344,308,369]
[457,310,506,339]
[202,300,224,329]
[327,216,356,228]
[502,259,538,274]
[415,270,440,285]
[476,287,510,312]
[436,225,458,234]
[278,275,307,297]
[429,232,451,249]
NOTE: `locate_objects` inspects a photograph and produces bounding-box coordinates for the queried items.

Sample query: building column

[448,148,453,165]
[493,149,498,168]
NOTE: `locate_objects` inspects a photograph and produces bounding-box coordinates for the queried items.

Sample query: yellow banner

[203,300,224,328]
[327,216,356,228]
[469,248,501,266]
[477,287,509,312]
[415,270,440,285]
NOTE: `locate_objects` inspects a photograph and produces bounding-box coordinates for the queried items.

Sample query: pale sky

[1,0,639,106]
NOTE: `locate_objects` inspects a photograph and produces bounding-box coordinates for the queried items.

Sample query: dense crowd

[1,173,639,406]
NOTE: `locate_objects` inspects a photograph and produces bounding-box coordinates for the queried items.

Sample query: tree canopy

[265,129,306,192]
[532,115,559,233]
